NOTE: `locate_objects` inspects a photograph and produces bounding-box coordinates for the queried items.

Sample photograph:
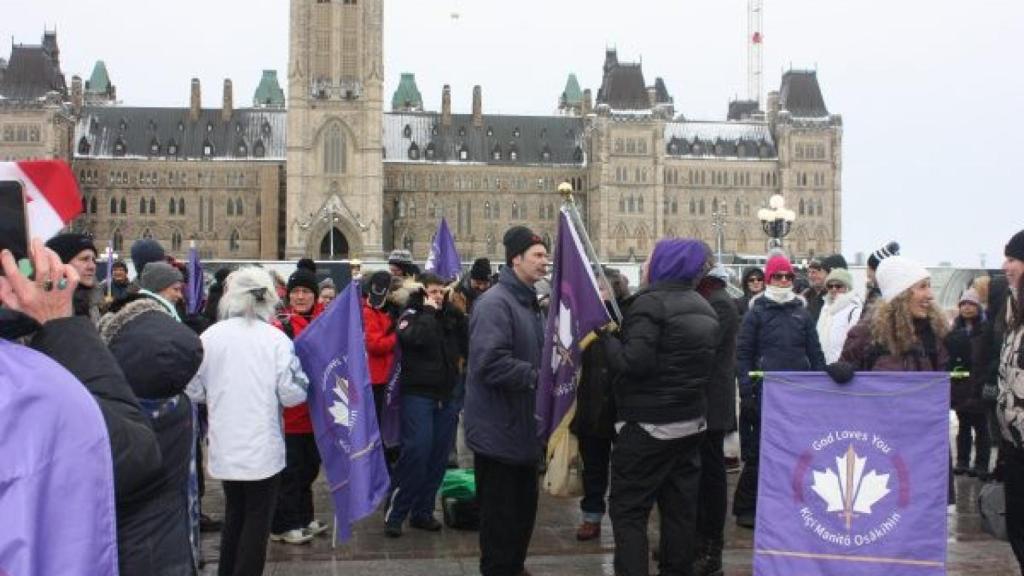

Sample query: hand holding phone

[0,180,29,264]
[0,238,80,324]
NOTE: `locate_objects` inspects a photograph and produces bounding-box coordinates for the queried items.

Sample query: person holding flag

[598,238,719,576]
[425,216,462,282]
[464,225,549,576]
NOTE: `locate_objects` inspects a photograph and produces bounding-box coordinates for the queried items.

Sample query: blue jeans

[385,394,459,524]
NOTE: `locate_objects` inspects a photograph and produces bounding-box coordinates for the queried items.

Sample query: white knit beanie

[876,255,930,302]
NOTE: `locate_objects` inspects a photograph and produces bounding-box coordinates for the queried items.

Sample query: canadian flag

[0,160,82,240]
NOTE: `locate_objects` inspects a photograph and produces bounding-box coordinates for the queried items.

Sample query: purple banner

[424,217,461,282]
[380,347,402,449]
[185,245,204,316]
[295,280,390,543]
[755,372,949,575]
[537,208,610,441]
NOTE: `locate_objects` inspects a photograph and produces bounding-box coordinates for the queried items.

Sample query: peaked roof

[561,73,583,105]
[653,77,672,105]
[86,60,111,93]
[0,43,67,100]
[727,100,760,121]
[779,70,828,117]
[597,59,649,110]
[391,72,423,111]
[253,70,285,108]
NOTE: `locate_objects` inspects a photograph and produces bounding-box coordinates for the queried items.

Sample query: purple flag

[0,340,119,575]
[186,245,204,316]
[754,372,949,575]
[379,347,402,449]
[537,207,611,441]
[424,217,461,282]
[295,280,390,542]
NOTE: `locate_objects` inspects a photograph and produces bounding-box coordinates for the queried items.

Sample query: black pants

[696,430,727,545]
[475,452,539,576]
[609,424,703,576]
[219,474,280,576]
[1004,444,1024,573]
[955,410,991,472]
[733,404,760,518]
[271,434,321,533]
[579,433,613,519]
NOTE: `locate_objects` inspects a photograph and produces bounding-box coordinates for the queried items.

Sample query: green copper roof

[391,73,423,111]
[561,73,583,105]
[253,70,285,108]
[86,60,110,93]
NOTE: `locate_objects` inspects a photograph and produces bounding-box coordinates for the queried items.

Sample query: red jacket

[362,298,397,385]
[273,303,323,434]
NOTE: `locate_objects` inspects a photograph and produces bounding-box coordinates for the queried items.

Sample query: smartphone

[0,180,29,261]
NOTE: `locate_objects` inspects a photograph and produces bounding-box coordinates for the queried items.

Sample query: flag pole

[557,182,622,322]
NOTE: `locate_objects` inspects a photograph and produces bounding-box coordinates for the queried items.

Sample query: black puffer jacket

[99,294,204,576]
[397,290,467,401]
[572,300,624,439]
[701,281,740,432]
[736,294,826,398]
[604,280,719,425]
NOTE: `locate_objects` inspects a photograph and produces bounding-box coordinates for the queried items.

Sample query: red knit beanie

[764,255,794,280]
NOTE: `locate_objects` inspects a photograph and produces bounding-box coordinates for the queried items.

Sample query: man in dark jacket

[693,264,740,575]
[464,226,549,576]
[802,258,827,323]
[601,239,719,576]
[45,232,103,323]
[385,273,467,536]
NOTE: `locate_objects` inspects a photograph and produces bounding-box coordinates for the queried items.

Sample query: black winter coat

[397,292,467,401]
[99,295,204,575]
[703,284,740,432]
[736,294,826,398]
[572,301,623,439]
[946,317,992,414]
[604,280,719,425]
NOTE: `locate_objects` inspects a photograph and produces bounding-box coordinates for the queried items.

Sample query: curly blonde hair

[870,291,948,356]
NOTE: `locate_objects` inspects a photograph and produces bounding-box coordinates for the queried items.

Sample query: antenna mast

[748,0,764,106]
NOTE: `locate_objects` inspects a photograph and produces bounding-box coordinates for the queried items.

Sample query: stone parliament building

[0,1,842,264]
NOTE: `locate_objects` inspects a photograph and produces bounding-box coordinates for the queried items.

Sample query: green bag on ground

[440,469,476,501]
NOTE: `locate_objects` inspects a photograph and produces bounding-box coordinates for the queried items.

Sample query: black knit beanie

[45,233,97,264]
[470,258,492,281]
[287,268,320,298]
[503,226,547,266]
[1006,230,1024,261]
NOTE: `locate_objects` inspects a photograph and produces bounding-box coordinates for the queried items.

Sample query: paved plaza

[198,467,1019,575]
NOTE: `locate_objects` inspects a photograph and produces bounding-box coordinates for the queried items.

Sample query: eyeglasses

[826,282,847,291]
[771,273,795,282]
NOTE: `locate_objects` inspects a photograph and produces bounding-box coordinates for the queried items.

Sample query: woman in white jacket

[187,267,309,576]
[816,268,863,363]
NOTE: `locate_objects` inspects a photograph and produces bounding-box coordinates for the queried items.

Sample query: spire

[391,72,423,112]
[253,70,285,108]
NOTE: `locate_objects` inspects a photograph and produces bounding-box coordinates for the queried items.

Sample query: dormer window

[236,141,248,156]
[508,146,518,161]
[147,119,158,132]
[486,126,494,137]
[491,145,501,161]
[253,140,266,158]
[459,145,469,161]
[403,124,412,138]
[512,127,520,138]
[458,127,466,137]
[206,122,214,133]
[202,139,214,157]
[119,119,128,131]
[408,142,420,160]
[425,143,436,160]
[113,138,126,157]
[177,121,185,132]
[541,146,551,162]
[77,137,91,155]
[431,125,438,136]
[262,120,272,136]
[149,138,160,155]
[167,139,178,156]
[235,122,243,133]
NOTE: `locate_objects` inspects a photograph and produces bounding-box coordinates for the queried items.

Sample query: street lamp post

[711,207,728,264]
[297,205,341,259]
[756,194,796,251]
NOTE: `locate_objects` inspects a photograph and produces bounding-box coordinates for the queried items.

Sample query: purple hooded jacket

[647,238,710,284]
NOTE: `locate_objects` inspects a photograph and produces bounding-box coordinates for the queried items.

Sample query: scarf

[765,285,797,304]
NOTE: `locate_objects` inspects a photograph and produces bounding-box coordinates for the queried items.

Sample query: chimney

[582,89,593,115]
[472,85,482,126]
[647,86,657,108]
[222,79,233,122]
[70,75,83,115]
[441,84,452,127]
[766,90,780,124]
[190,78,201,122]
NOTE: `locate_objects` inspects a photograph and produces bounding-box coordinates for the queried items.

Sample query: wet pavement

[197,461,1020,575]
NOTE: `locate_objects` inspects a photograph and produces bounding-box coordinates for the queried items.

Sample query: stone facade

[3,5,842,264]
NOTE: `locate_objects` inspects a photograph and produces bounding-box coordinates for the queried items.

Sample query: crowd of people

[2,224,1024,576]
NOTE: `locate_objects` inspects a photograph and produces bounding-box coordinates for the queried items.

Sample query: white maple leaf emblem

[327,375,351,428]
[811,445,890,530]
[550,302,574,372]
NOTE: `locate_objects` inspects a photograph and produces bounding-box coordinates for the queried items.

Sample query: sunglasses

[771,273,795,282]
[826,282,847,291]
[748,277,765,283]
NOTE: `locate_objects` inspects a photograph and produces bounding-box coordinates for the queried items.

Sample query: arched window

[398,200,406,218]
[493,202,500,219]
[89,196,97,214]
[236,198,244,216]
[110,197,117,214]
[323,123,346,174]
[171,230,183,252]
[817,199,824,216]
[149,197,156,214]
[236,140,248,157]
[699,199,705,215]
[409,200,417,218]
[169,198,177,214]
[484,202,492,219]
[425,143,436,160]
[402,234,414,251]
[229,230,240,252]
[139,197,147,214]
[178,198,185,215]
[671,198,678,214]
[735,199,742,216]
[227,199,235,216]
[637,196,644,213]
[120,197,127,214]
[799,198,805,216]
[619,197,625,213]
[112,229,124,253]
[689,199,696,214]
[627,196,635,213]
[253,140,265,158]
[712,198,718,213]
[486,234,496,255]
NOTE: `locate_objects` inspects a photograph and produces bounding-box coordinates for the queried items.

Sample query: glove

[825,361,855,385]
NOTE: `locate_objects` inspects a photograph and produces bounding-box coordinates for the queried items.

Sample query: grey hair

[219,266,280,322]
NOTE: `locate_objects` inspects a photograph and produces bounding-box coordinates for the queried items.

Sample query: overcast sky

[5,0,1022,267]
